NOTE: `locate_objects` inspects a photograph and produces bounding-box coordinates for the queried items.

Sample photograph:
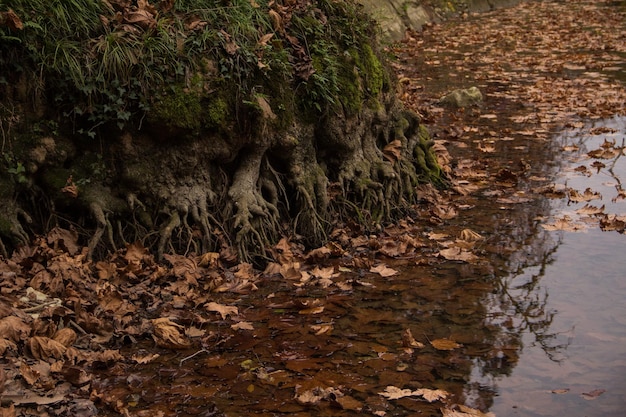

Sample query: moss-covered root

[227,146,280,262]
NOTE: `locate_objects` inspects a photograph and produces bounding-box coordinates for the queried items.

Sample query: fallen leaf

[370,264,399,277]
[378,385,415,400]
[441,404,495,417]
[437,247,478,262]
[414,388,449,402]
[551,388,570,394]
[402,328,425,348]
[231,321,254,331]
[581,388,606,400]
[205,302,239,319]
[430,338,463,350]
[28,336,67,361]
[152,318,191,349]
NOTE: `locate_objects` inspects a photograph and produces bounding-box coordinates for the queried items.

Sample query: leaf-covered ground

[1,0,625,416]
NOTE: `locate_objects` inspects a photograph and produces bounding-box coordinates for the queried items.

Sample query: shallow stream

[91,2,626,416]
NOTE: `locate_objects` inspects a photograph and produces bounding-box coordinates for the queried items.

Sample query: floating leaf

[370,264,399,277]
[430,338,462,350]
[581,388,606,400]
[441,404,495,417]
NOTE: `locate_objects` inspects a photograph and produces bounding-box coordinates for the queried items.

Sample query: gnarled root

[0,201,32,256]
[227,147,280,262]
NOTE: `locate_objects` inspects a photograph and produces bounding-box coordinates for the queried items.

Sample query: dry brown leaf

[205,302,239,319]
[52,328,77,347]
[383,140,402,164]
[0,338,17,355]
[19,362,39,386]
[28,336,67,361]
[152,318,191,349]
[0,316,31,342]
[257,33,274,46]
[541,216,587,232]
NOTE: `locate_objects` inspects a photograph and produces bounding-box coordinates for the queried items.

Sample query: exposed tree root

[227,146,281,262]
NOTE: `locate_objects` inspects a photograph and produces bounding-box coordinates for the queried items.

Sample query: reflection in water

[470,117,626,417]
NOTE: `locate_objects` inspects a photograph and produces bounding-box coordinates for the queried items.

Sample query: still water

[480,116,626,416]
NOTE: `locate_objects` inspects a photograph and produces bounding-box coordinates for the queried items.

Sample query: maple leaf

[205,302,239,319]
[370,264,399,277]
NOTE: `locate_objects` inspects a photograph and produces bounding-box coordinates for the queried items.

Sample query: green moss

[354,44,385,96]
[205,96,229,128]
[149,87,204,131]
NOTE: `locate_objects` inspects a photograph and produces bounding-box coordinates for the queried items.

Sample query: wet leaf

[581,388,606,400]
[231,321,254,331]
[205,302,239,319]
[131,353,160,364]
[568,187,601,203]
[378,385,415,400]
[441,404,495,417]
[541,216,587,232]
[430,338,463,350]
[576,204,605,215]
[414,388,449,402]
[551,388,570,394]
[298,306,324,315]
[402,328,425,348]
[370,264,399,277]
[437,247,478,263]
[335,395,363,411]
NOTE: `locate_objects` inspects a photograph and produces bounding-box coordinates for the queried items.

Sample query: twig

[179,348,209,366]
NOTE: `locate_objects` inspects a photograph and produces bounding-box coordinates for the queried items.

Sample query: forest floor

[1,0,625,416]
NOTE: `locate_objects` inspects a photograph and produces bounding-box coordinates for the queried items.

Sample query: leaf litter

[2,0,625,416]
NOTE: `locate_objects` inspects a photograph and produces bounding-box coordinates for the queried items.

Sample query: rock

[439,86,483,107]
